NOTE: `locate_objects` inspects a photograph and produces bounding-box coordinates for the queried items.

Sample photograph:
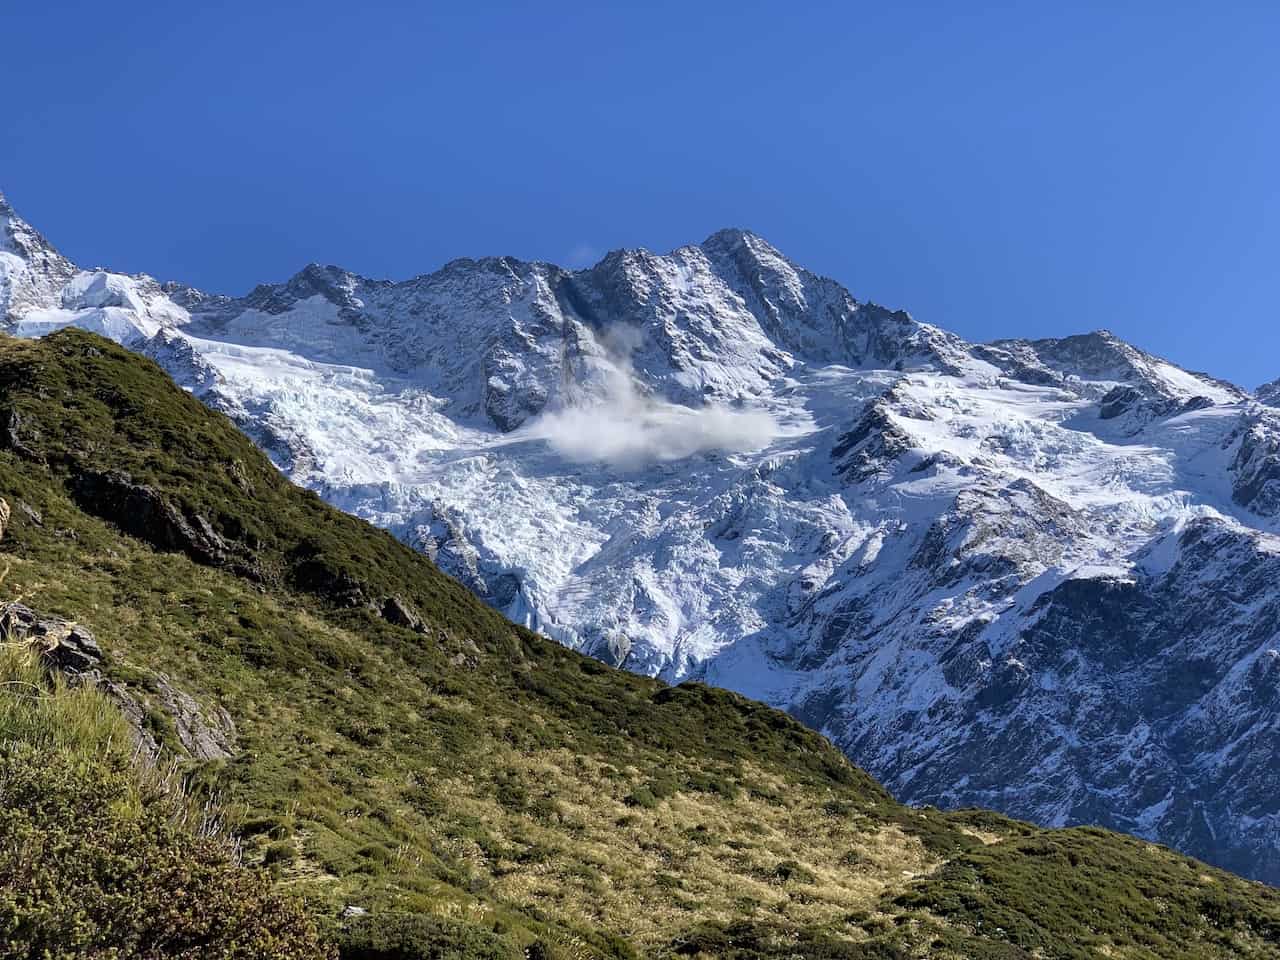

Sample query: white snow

[6,196,1280,881]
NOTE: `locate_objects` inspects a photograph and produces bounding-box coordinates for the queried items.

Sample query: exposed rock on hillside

[3,191,1279,882]
[0,601,236,761]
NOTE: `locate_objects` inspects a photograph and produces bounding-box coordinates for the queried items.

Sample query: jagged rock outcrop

[17,501,41,527]
[146,674,238,761]
[381,594,425,632]
[832,397,913,483]
[1,408,45,462]
[4,189,1280,882]
[0,602,104,672]
[0,601,236,761]
[1229,409,1280,516]
[69,469,238,568]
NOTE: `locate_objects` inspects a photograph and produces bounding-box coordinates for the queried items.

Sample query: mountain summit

[3,189,1279,884]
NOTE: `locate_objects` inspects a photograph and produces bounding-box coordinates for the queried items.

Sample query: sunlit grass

[0,328,1277,959]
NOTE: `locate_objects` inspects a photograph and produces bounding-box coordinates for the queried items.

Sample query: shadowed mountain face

[3,189,1279,884]
[5,328,1280,960]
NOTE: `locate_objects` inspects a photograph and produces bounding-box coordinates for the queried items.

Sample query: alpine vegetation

[3,190,1280,891]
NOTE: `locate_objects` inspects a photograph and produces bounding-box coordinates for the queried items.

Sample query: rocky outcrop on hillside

[3,189,1279,882]
[0,601,237,761]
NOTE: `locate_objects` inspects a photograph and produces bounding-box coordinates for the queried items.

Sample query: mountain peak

[1256,377,1280,406]
[239,261,365,315]
[0,190,65,256]
[701,226,761,246]
[698,226,786,264]
[0,189,78,323]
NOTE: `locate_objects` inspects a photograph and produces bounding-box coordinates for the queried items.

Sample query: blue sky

[4,2,1277,385]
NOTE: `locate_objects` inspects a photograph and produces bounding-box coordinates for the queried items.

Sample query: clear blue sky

[5,2,1277,386]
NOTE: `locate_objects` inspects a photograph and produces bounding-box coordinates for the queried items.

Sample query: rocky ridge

[2,190,1278,882]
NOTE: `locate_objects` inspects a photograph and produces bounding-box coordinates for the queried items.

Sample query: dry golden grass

[957,825,1005,846]
[5,325,1279,957]
[384,749,937,951]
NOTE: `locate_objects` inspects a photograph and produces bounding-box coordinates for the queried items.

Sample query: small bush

[242,813,296,839]
[623,786,658,809]
[265,840,300,865]
[624,777,678,809]
[338,912,521,960]
[0,647,329,959]
[771,860,817,885]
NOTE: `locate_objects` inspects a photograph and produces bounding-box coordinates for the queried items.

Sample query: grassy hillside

[0,328,1277,959]
[0,644,330,959]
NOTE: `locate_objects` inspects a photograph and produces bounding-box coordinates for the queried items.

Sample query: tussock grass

[0,641,131,758]
[0,643,330,959]
[1,329,1278,959]
[444,750,938,945]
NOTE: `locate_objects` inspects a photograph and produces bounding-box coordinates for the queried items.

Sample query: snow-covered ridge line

[3,188,1279,885]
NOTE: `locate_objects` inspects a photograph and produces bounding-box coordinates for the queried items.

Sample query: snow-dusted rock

[0,192,77,323]
[3,190,1278,882]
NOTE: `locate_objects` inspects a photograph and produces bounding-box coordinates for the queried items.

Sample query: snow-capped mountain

[4,189,1278,884]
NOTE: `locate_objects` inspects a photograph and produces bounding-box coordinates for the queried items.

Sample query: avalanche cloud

[4,189,1280,885]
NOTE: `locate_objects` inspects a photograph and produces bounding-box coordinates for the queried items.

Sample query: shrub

[265,840,300,866]
[623,787,658,809]
[0,647,330,960]
[771,860,816,884]
[337,912,521,960]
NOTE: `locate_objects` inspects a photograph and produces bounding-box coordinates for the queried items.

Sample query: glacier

[3,189,1278,883]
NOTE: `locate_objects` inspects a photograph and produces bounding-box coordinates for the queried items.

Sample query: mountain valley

[3,189,1278,889]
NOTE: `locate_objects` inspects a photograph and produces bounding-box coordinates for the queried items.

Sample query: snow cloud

[524,328,779,468]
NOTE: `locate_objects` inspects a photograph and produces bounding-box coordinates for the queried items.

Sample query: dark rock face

[1230,412,1280,517]
[410,505,525,614]
[69,469,232,566]
[914,479,1086,586]
[17,500,41,526]
[1,408,45,462]
[819,518,1280,885]
[0,602,104,672]
[832,399,911,483]
[381,595,425,632]
[288,550,370,607]
[482,348,553,432]
[1099,385,1148,420]
[146,674,238,761]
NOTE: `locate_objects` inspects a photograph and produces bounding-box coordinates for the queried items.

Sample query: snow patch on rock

[4,189,1280,883]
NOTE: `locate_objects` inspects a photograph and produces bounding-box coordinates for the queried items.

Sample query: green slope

[0,644,331,959]
[0,328,1276,959]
